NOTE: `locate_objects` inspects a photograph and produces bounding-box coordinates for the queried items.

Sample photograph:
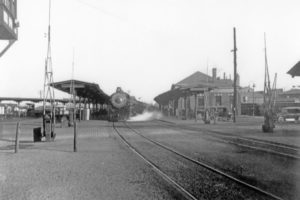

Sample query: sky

[1,0,300,103]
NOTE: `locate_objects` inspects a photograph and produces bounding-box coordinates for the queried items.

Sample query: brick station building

[154,68,242,120]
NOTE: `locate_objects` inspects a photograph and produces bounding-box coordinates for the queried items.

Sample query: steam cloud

[128,111,162,121]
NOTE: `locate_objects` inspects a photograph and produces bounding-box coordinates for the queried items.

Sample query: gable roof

[175,71,233,89]
[175,71,212,86]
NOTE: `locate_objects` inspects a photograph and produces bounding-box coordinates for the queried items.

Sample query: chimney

[223,72,226,80]
[212,68,217,81]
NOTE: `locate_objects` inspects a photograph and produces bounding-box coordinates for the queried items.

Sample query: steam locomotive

[108,87,148,122]
[108,87,130,121]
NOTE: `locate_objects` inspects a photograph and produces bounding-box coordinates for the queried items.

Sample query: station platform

[0,120,178,200]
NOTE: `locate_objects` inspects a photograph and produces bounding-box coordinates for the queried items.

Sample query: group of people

[197,108,232,124]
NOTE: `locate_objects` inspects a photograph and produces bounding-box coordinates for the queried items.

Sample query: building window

[3,9,13,29]
[197,96,204,107]
[242,96,248,103]
[3,9,8,24]
[179,98,185,109]
[8,14,12,28]
[229,95,234,107]
[216,95,222,106]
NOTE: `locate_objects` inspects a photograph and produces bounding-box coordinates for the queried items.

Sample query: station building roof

[154,70,241,105]
[51,79,110,104]
[175,71,235,88]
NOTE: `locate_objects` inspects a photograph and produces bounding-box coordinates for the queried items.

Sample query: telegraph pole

[232,27,237,123]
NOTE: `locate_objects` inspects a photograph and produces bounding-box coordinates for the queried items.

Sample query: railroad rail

[112,122,198,200]
[118,121,284,200]
[156,120,300,160]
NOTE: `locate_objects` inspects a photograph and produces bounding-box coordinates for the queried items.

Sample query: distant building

[239,87,264,116]
[278,89,300,100]
[0,103,28,118]
[240,87,300,115]
[275,89,300,110]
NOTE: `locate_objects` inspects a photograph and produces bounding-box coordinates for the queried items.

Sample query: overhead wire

[72,0,159,36]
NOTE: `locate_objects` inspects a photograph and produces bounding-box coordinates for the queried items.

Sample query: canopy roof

[0,97,68,103]
[287,61,300,77]
[51,79,110,104]
[154,84,215,105]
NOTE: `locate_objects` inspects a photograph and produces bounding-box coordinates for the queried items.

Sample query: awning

[287,61,300,77]
[154,88,187,105]
[154,84,215,105]
[51,80,110,104]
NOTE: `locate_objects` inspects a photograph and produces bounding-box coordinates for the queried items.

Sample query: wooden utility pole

[233,27,237,123]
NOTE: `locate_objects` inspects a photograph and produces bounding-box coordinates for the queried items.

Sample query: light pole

[252,83,256,116]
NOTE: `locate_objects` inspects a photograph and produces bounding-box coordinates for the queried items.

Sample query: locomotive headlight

[115,96,125,104]
[111,93,128,109]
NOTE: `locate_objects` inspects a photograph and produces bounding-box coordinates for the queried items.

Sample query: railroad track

[155,120,300,160]
[113,121,284,200]
[112,122,198,200]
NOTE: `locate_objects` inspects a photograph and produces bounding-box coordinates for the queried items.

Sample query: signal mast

[43,0,56,140]
[262,33,277,132]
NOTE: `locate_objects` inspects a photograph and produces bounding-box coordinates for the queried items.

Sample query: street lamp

[252,83,256,116]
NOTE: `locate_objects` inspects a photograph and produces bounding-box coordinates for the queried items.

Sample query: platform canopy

[154,83,215,105]
[0,97,68,103]
[287,61,300,78]
[51,80,110,104]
